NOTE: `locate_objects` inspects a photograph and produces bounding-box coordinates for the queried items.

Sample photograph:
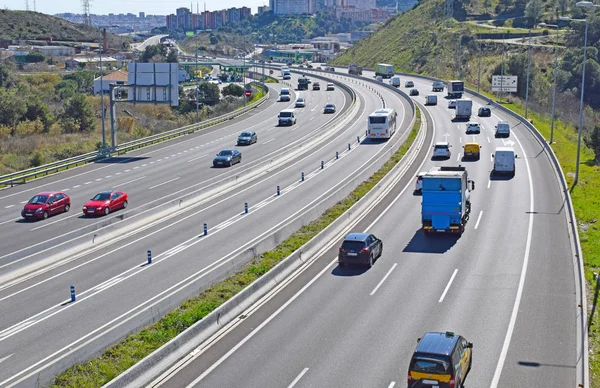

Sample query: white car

[466,122,481,134]
[448,100,457,109]
[295,98,306,108]
[432,142,452,159]
[405,81,414,87]
[326,82,335,91]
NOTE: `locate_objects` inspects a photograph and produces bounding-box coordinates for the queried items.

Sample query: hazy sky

[3,0,269,15]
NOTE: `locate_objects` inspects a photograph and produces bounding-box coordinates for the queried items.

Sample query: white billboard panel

[127,63,179,106]
[492,75,518,92]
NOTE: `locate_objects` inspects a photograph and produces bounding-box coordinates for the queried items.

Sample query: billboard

[492,75,518,92]
[127,63,179,106]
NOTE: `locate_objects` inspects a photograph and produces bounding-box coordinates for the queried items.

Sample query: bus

[368,108,398,140]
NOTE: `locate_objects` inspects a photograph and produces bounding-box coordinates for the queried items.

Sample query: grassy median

[49,110,422,387]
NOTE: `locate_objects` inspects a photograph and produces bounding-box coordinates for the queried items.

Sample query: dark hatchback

[213,149,242,167]
[324,103,336,114]
[478,106,491,117]
[338,232,383,268]
[237,131,257,145]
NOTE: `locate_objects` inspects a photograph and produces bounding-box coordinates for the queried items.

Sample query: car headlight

[35,208,42,213]
[82,206,87,210]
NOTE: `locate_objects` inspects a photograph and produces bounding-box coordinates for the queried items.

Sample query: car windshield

[218,150,233,156]
[92,193,111,201]
[280,90,289,95]
[28,195,48,204]
[412,357,450,374]
[435,144,449,149]
[341,240,365,251]
[280,112,292,117]
[240,132,252,137]
[326,104,334,108]
[297,99,304,102]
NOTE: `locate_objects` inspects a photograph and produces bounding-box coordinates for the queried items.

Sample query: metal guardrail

[0,82,271,188]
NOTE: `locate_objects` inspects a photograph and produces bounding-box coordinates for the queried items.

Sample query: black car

[478,106,491,117]
[213,149,242,167]
[324,103,336,113]
[410,88,419,96]
[237,131,257,145]
[338,232,383,268]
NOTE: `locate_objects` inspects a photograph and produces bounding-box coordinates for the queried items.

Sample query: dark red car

[82,190,128,216]
[22,191,71,220]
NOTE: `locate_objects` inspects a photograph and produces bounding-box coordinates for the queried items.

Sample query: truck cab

[298,77,309,90]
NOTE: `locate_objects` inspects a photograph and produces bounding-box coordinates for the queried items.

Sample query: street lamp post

[525,30,532,119]
[195,33,199,123]
[99,41,106,150]
[539,22,561,144]
[477,40,482,93]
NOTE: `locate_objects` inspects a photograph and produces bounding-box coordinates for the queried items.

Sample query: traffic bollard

[301,172,305,181]
[203,223,208,236]
[365,130,368,137]
[277,185,280,196]
[357,136,360,143]
[348,143,351,151]
[70,285,76,302]
[147,250,152,264]
[321,161,324,169]
[336,151,339,160]
[244,202,248,214]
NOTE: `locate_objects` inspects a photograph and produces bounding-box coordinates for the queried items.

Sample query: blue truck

[421,166,475,235]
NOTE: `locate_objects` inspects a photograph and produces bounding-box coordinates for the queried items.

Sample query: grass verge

[49,109,422,388]
[468,85,600,387]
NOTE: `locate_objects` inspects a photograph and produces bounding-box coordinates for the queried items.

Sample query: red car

[82,190,128,216]
[22,191,71,220]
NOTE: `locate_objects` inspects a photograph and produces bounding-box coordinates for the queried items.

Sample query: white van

[495,121,510,137]
[391,76,401,87]
[426,94,437,105]
[492,147,517,176]
[279,88,291,102]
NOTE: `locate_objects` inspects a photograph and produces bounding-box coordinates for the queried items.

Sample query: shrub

[29,151,43,167]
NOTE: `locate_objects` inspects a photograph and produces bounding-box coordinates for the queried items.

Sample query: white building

[345,0,376,9]
[34,46,76,56]
[93,69,128,95]
[272,0,318,14]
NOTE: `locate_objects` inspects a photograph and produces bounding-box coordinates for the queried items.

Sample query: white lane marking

[148,177,180,190]
[487,180,491,189]
[61,189,69,192]
[309,116,315,121]
[0,354,13,365]
[287,368,309,388]
[4,205,14,209]
[487,136,491,143]
[84,182,92,185]
[0,217,21,226]
[370,263,397,296]
[94,178,102,181]
[113,176,146,189]
[171,154,176,157]
[115,172,121,175]
[388,383,396,388]
[490,130,535,388]
[105,175,112,179]
[133,166,140,170]
[263,138,275,145]
[438,269,458,303]
[20,201,27,204]
[456,153,461,161]
[124,169,131,172]
[149,161,155,164]
[187,154,209,163]
[72,185,81,189]
[474,211,483,229]
[459,136,462,144]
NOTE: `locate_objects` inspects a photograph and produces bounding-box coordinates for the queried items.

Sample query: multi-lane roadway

[0,69,414,386]
[146,67,579,388]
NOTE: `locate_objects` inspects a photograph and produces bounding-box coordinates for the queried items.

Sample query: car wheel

[43,211,49,220]
[378,243,383,258]
[104,207,110,215]
[123,200,128,209]
[368,254,373,268]
[64,204,70,212]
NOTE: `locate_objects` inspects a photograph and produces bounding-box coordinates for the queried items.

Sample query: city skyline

[2,0,269,16]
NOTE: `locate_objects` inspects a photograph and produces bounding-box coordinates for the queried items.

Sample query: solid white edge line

[487,180,491,189]
[438,269,458,303]
[370,263,397,296]
[474,210,483,230]
[148,177,180,190]
[186,154,208,163]
[287,367,309,388]
[387,382,396,388]
[489,131,534,388]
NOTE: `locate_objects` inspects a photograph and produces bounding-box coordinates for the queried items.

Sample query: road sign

[245,89,252,97]
[492,75,518,92]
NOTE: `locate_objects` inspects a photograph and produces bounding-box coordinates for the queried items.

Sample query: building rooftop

[94,70,128,82]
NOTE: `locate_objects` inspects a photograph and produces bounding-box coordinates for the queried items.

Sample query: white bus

[368,108,398,140]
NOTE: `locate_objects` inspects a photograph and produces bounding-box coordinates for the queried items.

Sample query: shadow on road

[95,156,149,164]
[517,361,576,369]
[331,265,371,277]
[402,229,458,254]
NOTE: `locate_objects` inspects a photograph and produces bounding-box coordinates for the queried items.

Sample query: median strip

[50,110,422,388]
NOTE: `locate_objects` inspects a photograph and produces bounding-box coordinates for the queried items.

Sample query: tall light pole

[99,33,106,150]
[477,40,482,93]
[195,32,199,123]
[525,29,532,119]
[539,22,560,144]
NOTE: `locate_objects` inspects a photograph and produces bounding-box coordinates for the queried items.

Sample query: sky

[3,0,269,15]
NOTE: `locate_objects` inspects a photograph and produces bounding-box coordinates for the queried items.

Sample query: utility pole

[100,31,106,150]
[457,35,461,79]
[500,33,505,103]
[525,30,531,118]
[477,40,481,93]
[195,32,199,123]
[25,0,29,11]
[33,0,36,11]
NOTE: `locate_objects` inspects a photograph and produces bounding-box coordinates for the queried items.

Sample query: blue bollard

[357,136,360,143]
[348,143,351,151]
[336,151,339,160]
[244,202,248,214]
[277,185,280,196]
[70,285,76,302]
[365,130,368,137]
[301,172,305,181]
[147,250,152,264]
[321,161,324,169]
[203,223,208,236]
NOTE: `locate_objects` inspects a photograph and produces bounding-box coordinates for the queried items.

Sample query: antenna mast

[25,0,29,11]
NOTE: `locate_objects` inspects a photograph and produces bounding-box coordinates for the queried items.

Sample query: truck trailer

[455,99,473,120]
[349,63,363,75]
[375,63,394,78]
[447,80,464,98]
[298,76,309,90]
[421,166,474,235]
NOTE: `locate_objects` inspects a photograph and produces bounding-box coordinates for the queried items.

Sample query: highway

[149,67,578,388]
[0,69,414,386]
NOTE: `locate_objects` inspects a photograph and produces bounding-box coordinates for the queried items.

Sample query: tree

[525,0,544,25]
[55,79,78,100]
[222,83,244,97]
[61,94,96,133]
[63,71,95,93]
[0,63,16,88]
[25,52,45,63]
[25,97,54,131]
[197,82,221,104]
[0,89,26,132]
[142,44,168,62]
[586,124,600,162]
[166,50,178,63]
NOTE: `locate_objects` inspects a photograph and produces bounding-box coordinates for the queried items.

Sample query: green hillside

[0,10,129,49]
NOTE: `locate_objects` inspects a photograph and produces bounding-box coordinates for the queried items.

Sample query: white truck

[455,99,472,120]
[492,147,517,176]
[391,76,401,87]
[375,63,395,78]
[495,121,510,137]
[281,67,291,80]
[447,80,464,98]
[432,81,445,92]
[426,94,438,105]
